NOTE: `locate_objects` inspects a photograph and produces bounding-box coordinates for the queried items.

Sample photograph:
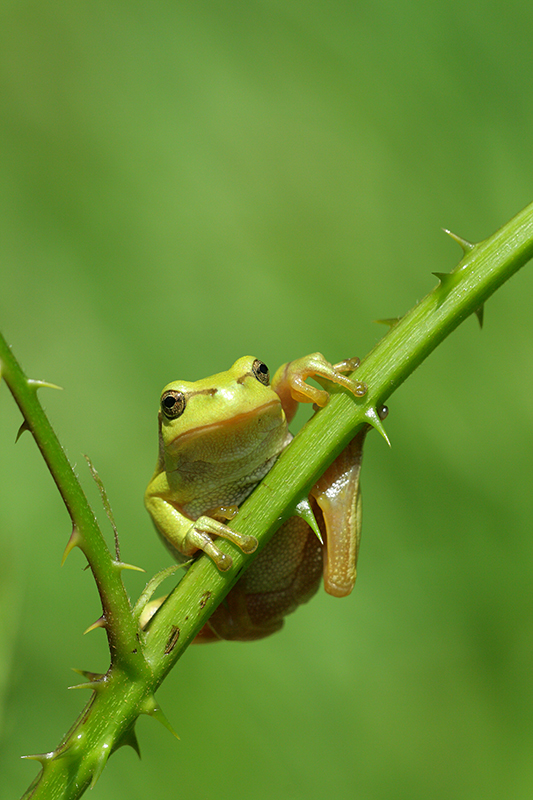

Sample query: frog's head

[157,356,284,458]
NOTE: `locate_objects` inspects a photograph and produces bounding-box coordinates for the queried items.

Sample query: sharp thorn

[294,498,323,544]
[83,616,106,635]
[475,304,484,329]
[116,726,141,758]
[114,561,145,573]
[432,271,455,288]
[432,271,457,303]
[90,741,112,788]
[15,420,31,442]
[365,406,391,447]
[61,526,83,566]
[71,668,106,681]
[129,731,142,759]
[142,696,180,740]
[21,752,55,766]
[68,669,106,691]
[374,317,401,328]
[68,681,100,691]
[27,379,63,391]
[442,228,475,254]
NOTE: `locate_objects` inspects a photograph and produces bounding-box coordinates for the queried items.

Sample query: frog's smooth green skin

[145,353,368,641]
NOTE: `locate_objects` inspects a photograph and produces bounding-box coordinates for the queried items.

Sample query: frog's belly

[167,420,292,520]
[179,452,279,520]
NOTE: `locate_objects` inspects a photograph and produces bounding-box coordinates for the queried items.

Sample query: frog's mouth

[168,399,282,450]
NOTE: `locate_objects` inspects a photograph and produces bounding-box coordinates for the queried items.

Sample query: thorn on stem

[90,741,113,788]
[432,271,455,289]
[68,668,106,691]
[365,406,391,447]
[117,726,141,758]
[374,317,401,328]
[442,228,475,254]
[113,561,145,573]
[83,616,107,635]
[15,420,31,442]
[27,379,64,392]
[71,668,106,681]
[432,271,458,303]
[294,498,323,544]
[142,695,180,740]
[21,752,55,766]
[68,681,103,692]
[61,526,83,566]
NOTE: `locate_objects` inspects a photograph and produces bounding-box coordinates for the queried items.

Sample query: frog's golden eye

[161,390,186,419]
[252,359,270,386]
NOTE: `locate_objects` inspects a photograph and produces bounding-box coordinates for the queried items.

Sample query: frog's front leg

[145,491,258,571]
[272,352,367,423]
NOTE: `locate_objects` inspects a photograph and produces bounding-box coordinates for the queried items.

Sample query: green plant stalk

[3,199,533,799]
[0,336,146,673]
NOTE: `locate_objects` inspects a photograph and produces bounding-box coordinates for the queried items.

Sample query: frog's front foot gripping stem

[186,516,258,571]
[278,353,368,410]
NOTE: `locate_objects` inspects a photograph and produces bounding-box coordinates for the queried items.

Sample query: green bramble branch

[1,199,533,799]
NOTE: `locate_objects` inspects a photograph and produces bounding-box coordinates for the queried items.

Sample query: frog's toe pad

[212,551,233,571]
[240,535,258,554]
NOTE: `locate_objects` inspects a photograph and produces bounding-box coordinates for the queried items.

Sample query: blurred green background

[1,1,533,798]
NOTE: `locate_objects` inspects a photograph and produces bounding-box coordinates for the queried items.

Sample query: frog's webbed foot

[332,356,361,375]
[185,516,258,571]
[309,354,368,404]
[272,353,367,421]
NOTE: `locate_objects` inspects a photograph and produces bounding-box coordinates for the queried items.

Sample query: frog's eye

[161,390,186,419]
[252,359,270,386]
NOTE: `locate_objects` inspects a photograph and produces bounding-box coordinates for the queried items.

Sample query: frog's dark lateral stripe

[187,387,217,398]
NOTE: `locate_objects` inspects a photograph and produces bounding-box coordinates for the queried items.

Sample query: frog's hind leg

[194,589,284,642]
[311,428,367,598]
[195,517,323,642]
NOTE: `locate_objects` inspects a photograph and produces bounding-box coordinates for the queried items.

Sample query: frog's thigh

[196,588,284,642]
[197,517,323,642]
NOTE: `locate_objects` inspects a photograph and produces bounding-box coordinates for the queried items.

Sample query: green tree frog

[145,353,378,641]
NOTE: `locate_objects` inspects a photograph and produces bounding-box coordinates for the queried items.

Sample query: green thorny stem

[1,199,533,799]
